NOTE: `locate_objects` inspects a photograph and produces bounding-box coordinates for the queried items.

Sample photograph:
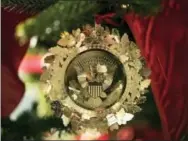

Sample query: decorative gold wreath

[40,24,151,134]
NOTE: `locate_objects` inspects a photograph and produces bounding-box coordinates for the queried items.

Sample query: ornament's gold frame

[40,26,150,133]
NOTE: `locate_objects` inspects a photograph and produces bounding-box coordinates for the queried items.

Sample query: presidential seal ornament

[40,24,151,134]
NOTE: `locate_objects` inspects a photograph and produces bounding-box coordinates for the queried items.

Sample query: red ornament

[97,134,109,140]
[116,127,135,140]
[19,54,43,74]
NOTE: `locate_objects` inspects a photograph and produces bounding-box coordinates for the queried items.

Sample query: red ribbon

[95,13,120,26]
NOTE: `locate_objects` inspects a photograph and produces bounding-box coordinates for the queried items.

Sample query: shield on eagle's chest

[88,82,103,98]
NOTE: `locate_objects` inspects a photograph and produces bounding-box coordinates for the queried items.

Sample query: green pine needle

[1,0,59,14]
[17,1,101,46]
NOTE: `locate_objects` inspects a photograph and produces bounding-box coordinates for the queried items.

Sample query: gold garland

[40,24,151,134]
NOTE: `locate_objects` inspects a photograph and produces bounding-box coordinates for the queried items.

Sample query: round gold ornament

[40,24,151,134]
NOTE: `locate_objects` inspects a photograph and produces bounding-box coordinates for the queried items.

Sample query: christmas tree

[2,0,188,140]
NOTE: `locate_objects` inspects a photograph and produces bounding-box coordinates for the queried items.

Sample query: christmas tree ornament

[116,127,135,140]
[40,24,151,134]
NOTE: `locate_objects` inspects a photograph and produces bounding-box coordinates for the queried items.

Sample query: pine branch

[17,1,101,46]
[1,0,161,15]
[1,0,59,14]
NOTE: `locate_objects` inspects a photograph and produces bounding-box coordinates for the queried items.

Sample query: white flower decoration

[106,114,118,126]
[116,108,134,125]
